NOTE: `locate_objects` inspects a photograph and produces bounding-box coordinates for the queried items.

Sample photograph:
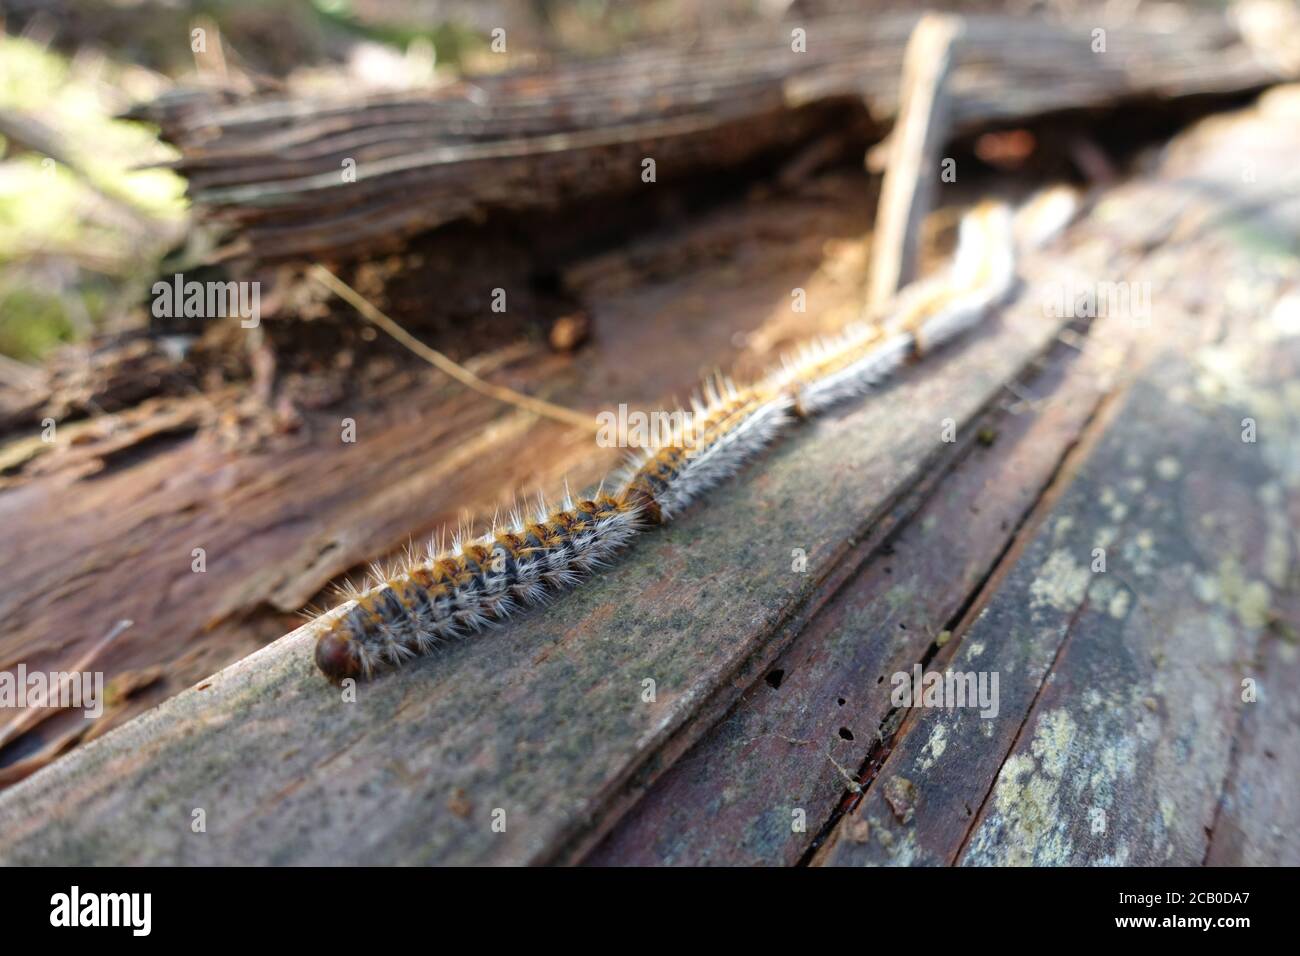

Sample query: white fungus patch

[1155,456,1181,480]
[1108,588,1132,619]
[1030,549,1091,613]
[918,722,949,772]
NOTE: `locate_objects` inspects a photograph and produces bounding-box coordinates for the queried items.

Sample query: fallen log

[141,9,1291,264]
[3,87,1297,864]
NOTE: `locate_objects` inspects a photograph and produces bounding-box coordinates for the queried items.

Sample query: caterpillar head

[315,622,362,684]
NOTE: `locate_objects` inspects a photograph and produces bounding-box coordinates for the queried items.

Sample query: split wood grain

[145,11,1287,264]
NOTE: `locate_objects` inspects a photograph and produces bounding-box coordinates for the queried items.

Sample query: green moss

[0,34,185,360]
[0,287,77,360]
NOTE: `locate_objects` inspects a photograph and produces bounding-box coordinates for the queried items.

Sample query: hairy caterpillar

[315,490,641,681]
[615,200,1020,513]
[314,191,1076,683]
[618,375,794,523]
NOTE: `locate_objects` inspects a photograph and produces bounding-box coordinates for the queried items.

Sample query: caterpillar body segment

[619,377,766,517]
[780,327,914,417]
[886,201,1019,356]
[1014,184,1081,251]
[618,379,793,523]
[314,492,641,682]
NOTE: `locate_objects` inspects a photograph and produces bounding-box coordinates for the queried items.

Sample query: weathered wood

[958,92,1300,867]
[3,42,1297,866]
[585,287,1128,866]
[0,205,1096,864]
[587,88,1300,865]
[1204,595,1300,866]
[813,89,1300,866]
[142,10,1289,264]
[957,371,1290,864]
[0,334,198,440]
[866,14,959,312]
[0,174,880,767]
[5,89,1299,865]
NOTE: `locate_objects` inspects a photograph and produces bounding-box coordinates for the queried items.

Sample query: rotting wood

[307,264,596,431]
[587,89,1300,867]
[0,87,1294,868]
[137,10,1290,264]
[0,31,1294,868]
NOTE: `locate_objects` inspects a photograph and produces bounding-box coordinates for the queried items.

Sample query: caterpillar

[315,490,641,681]
[314,190,1076,683]
[614,200,1019,514]
[618,375,793,523]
